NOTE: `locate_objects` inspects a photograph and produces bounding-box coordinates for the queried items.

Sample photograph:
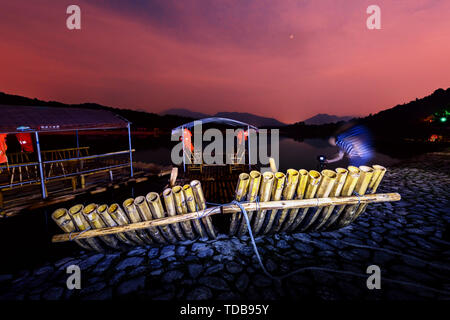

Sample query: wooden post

[81,175,86,189]
[127,123,134,178]
[169,167,178,187]
[182,126,186,172]
[71,177,77,191]
[76,130,80,157]
[247,125,251,171]
[34,131,47,199]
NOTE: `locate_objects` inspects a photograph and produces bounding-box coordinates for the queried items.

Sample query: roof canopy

[0,105,129,133]
[172,117,258,136]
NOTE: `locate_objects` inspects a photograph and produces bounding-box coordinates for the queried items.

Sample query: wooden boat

[51,164,400,250]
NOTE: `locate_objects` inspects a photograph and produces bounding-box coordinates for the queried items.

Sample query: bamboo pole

[172,185,195,239]
[272,169,299,232]
[133,195,168,243]
[51,208,92,250]
[229,173,250,235]
[68,204,104,251]
[288,170,322,232]
[123,198,156,244]
[369,165,386,193]
[314,168,348,231]
[52,193,401,242]
[191,180,217,239]
[321,166,360,230]
[97,203,134,246]
[238,170,262,236]
[337,165,374,227]
[145,192,177,243]
[108,203,146,245]
[281,169,308,232]
[299,169,337,232]
[162,188,186,240]
[261,172,285,234]
[83,203,120,249]
[252,171,274,234]
[350,165,386,222]
[183,184,207,238]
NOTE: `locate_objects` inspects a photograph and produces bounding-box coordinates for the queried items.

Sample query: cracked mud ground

[1,152,449,300]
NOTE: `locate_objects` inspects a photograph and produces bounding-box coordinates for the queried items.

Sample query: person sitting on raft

[326,125,374,167]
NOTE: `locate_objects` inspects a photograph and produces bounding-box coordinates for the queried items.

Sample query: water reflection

[134,136,400,170]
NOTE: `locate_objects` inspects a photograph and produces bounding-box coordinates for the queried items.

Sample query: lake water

[134,136,400,171]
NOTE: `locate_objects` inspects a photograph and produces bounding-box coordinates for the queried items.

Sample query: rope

[350,190,362,215]
[232,200,275,279]
[69,226,91,241]
[231,199,450,296]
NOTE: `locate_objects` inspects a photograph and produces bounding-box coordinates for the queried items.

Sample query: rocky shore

[1,152,449,300]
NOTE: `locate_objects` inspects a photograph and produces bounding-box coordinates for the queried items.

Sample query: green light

[440,117,447,122]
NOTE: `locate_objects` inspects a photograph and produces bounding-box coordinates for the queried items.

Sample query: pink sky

[1,0,450,123]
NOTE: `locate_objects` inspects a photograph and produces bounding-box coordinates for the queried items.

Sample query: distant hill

[360,88,450,139]
[283,88,450,140]
[0,92,192,130]
[161,108,286,127]
[303,113,353,125]
[161,108,210,119]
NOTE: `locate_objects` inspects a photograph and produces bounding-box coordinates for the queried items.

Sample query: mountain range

[1,88,448,136]
[303,113,354,125]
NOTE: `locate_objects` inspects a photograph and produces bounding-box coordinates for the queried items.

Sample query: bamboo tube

[272,169,299,232]
[190,180,217,239]
[288,170,322,232]
[262,171,285,234]
[172,186,195,239]
[162,188,186,240]
[314,168,348,231]
[123,198,155,244]
[108,203,145,245]
[68,204,104,251]
[53,193,401,242]
[368,165,386,194]
[351,165,387,222]
[229,173,250,235]
[83,203,120,249]
[337,165,374,227]
[183,184,208,238]
[322,166,360,230]
[252,171,274,234]
[281,169,308,232]
[144,193,177,243]
[298,169,337,232]
[97,204,134,246]
[135,195,170,243]
[51,208,92,250]
[238,170,262,236]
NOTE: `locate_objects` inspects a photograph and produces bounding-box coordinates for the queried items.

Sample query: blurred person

[326,125,373,167]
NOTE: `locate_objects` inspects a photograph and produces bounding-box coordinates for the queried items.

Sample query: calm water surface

[134,136,400,170]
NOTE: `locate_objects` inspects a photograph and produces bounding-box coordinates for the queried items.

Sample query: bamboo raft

[51,164,400,250]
